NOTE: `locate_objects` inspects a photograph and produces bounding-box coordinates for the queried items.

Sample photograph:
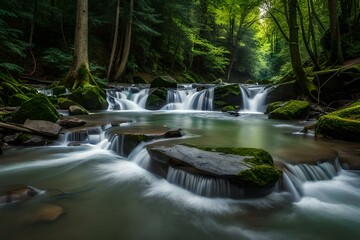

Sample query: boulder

[68,85,108,110]
[23,119,62,137]
[265,81,300,104]
[51,85,67,96]
[15,133,49,146]
[268,100,310,120]
[213,84,242,110]
[11,94,60,124]
[146,87,167,110]
[69,105,89,116]
[57,117,87,128]
[8,94,30,107]
[57,98,79,110]
[221,105,238,112]
[316,104,360,141]
[147,145,282,198]
[150,76,177,88]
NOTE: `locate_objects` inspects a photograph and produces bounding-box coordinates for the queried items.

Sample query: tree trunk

[27,0,38,75]
[113,0,133,80]
[107,0,121,80]
[62,0,94,89]
[328,0,344,64]
[288,0,311,95]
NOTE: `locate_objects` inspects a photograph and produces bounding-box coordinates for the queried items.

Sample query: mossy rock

[268,100,310,120]
[12,94,60,124]
[150,76,177,88]
[52,86,67,96]
[213,84,242,110]
[146,87,167,110]
[238,165,282,187]
[68,85,108,110]
[265,101,284,114]
[221,105,237,112]
[316,104,360,141]
[8,94,30,107]
[58,98,81,110]
[69,105,89,115]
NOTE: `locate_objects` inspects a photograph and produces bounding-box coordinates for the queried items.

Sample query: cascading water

[239,84,269,112]
[107,87,149,110]
[166,167,231,198]
[162,87,214,111]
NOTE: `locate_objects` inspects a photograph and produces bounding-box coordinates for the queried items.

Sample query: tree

[62,0,97,89]
[327,0,343,64]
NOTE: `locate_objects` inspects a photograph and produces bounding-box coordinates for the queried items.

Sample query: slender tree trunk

[107,0,121,80]
[28,0,38,75]
[288,0,311,95]
[62,0,93,89]
[328,0,344,64]
[61,0,69,51]
[113,0,133,80]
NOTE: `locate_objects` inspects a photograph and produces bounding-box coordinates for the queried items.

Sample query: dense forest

[0,0,359,86]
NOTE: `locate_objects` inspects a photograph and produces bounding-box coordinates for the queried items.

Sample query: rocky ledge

[147,144,282,198]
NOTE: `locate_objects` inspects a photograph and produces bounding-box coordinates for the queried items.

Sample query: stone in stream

[69,105,89,115]
[147,145,282,198]
[57,117,87,128]
[0,185,39,204]
[24,204,65,223]
[23,119,62,137]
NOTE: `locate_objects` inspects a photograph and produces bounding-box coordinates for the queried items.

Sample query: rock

[213,84,242,110]
[57,98,79,110]
[8,94,30,107]
[228,111,240,116]
[11,94,60,124]
[268,100,310,120]
[163,128,182,138]
[0,185,39,204]
[150,76,177,88]
[147,145,282,197]
[16,133,49,146]
[25,204,65,223]
[57,117,87,128]
[221,105,237,112]
[68,85,108,110]
[132,76,147,84]
[51,86,67,96]
[3,133,21,144]
[265,81,300,104]
[24,119,62,137]
[146,87,167,110]
[69,105,89,116]
[316,104,360,141]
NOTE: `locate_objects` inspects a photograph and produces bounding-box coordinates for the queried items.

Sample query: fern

[41,48,72,74]
[0,63,24,74]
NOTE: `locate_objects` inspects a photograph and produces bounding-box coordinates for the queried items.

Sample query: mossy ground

[268,100,310,120]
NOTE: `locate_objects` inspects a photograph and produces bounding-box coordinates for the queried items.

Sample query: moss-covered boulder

[52,86,67,96]
[8,94,30,107]
[132,76,147,84]
[316,104,360,141]
[268,100,310,120]
[147,145,282,198]
[146,87,167,110]
[213,84,242,110]
[265,81,300,104]
[68,85,108,110]
[69,105,89,115]
[57,98,80,110]
[265,101,284,114]
[12,94,60,124]
[150,76,177,88]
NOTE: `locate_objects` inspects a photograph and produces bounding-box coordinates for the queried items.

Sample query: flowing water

[1,98,360,239]
[239,85,269,113]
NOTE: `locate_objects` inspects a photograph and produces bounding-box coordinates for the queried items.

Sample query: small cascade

[63,127,103,145]
[162,88,214,111]
[275,160,341,201]
[107,87,149,110]
[166,167,231,198]
[239,85,269,112]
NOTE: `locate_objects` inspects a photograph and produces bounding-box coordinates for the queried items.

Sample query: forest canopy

[0,0,359,85]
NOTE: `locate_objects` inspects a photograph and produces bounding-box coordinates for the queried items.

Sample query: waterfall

[62,127,103,146]
[239,85,269,112]
[166,167,231,198]
[275,160,341,201]
[107,87,149,110]
[162,88,215,111]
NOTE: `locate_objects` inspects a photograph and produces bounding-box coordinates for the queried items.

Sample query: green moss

[238,165,282,187]
[268,100,310,120]
[68,85,108,110]
[265,101,284,114]
[316,105,360,141]
[52,86,67,96]
[11,94,60,123]
[58,98,80,109]
[8,94,30,107]
[221,106,237,112]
